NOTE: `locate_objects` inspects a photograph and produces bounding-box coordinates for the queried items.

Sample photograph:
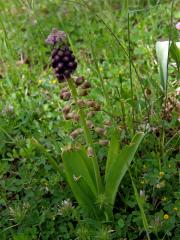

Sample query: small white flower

[58,199,74,216]
[73,174,81,181]
[176,87,180,96]
[140,190,145,198]
[87,68,91,73]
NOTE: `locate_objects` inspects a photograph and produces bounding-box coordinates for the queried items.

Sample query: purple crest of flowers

[46,28,67,45]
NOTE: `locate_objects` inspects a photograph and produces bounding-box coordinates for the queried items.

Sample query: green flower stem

[67,78,102,193]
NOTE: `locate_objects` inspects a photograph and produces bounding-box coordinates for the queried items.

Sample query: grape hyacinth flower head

[46,29,77,82]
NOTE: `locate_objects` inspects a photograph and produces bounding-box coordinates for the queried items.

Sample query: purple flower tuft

[46,28,67,45]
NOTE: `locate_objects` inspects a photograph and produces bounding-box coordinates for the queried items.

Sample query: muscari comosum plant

[46,29,144,221]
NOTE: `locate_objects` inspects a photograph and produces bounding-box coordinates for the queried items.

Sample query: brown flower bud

[72,113,80,122]
[60,87,69,98]
[99,139,109,146]
[87,147,94,157]
[77,99,85,108]
[87,111,96,118]
[81,80,91,89]
[61,91,71,101]
[79,89,88,96]
[145,88,152,98]
[104,120,112,126]
[75,76,85,86]
[86,120,94,129]
[86,100,96,108]
[95,127,106,135]
[64,112,74,120]
[70,128,83,139]
[94,103,101,111]
[62,104,71,115]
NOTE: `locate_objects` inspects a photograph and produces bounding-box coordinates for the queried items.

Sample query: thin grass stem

[128,12,135,133]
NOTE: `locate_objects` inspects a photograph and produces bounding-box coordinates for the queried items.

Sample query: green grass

[0,0,180,239]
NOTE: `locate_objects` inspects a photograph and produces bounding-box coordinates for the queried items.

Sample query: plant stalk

[67,78,102,193]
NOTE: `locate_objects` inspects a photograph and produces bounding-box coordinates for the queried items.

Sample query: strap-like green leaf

[62,149,98,215]
[78,149,97,187]
[105,132,144,207]
[105,129,120,181]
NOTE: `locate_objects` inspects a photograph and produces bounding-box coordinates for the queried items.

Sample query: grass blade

[129,170,150,240]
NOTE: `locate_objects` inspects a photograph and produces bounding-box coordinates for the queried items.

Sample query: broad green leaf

[156,41,170,91]
[78,149,96,185]
[105,129,120,181]
[62,149,98,215]
[105,132,144,207]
